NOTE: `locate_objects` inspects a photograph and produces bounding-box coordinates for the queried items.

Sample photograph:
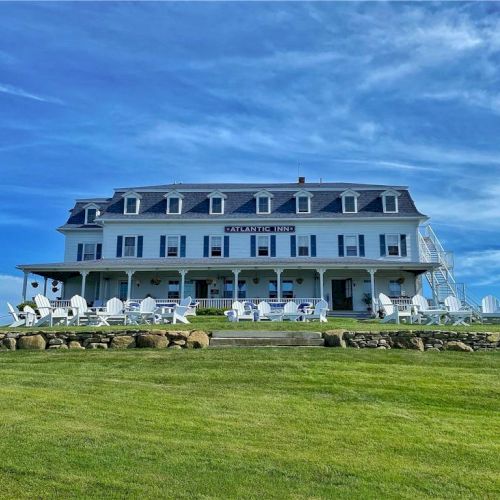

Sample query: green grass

[3,315,500,333]
[0,349,498,498]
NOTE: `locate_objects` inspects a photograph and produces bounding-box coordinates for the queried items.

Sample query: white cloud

[0,82,63,104]
[0,274,24,326]
[457,250,500,286]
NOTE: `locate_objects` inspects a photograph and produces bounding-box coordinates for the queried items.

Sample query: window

[167,197,181,214]
[83,243,96,261]
[297,235,310,256]
[389,280,401,297]
[167,236,179,257]
[343,196,356,213]
[210,197,223,214]
[386,234,400,256]
[344,235,358,256]
[257,235,270,256]
[123,236,137,257]
[297,196,310,213]
[257,196,270,214]
[85,208,97,224]
[168,280,180,299]
[210,236,222,257]
[125,197,139,215]
[224,280,247,299]
[384,195,397,213]
[269,280,278,299]
[282,280,294,299]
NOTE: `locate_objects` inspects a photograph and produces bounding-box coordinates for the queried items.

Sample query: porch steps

[209,330,324,347]
[328,311,371,319]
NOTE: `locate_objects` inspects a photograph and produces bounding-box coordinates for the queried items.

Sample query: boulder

[168,344,183,350]
[87,343,108,350]
[68,341,84,350]
[446,341,473,353]
[486,333,500,343]
[137,334,168,349]
[110,335,136,349]
[171,339,186,346]
[324,330,346,348]
[18,335,46,350]
[186,330,210,349]
[392,336,424,351]
[48,338,64,346]
[1,338,16,350]
[167,330,190,341]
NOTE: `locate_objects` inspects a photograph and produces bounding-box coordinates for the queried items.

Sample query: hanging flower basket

[31,281,39,288]
[51,286,58,293]
[52,280,59,287]
[150,277,161,286]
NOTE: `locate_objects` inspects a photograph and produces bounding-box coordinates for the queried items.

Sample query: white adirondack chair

[228,301,255,321]
[34,294,71,326]
[23,305,37,327]
[7,303,26,327]
[481,295,500,322]
[444,296,472,326]
[96,298,127,326]
[158,304,190,324]
[282,301,300,321]
[138,297,158,324]
[379,293,413,324]
[411,294,447,325]
[305,299,329,323]
[180,296,198,316]
[70,295,99,326]
[257,301,271,320]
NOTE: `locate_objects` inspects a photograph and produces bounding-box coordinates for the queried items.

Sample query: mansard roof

[60,181,426,229]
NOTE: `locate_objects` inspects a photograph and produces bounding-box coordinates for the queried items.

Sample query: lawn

[2,315,500,334]
[0,349,498,499]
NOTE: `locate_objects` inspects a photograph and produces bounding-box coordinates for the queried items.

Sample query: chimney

[298,176,305,184]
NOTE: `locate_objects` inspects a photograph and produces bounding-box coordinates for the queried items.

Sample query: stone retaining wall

[0,330,210,351]
[324,330,500,352]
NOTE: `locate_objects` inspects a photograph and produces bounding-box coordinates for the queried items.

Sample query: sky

[1,1,499,320]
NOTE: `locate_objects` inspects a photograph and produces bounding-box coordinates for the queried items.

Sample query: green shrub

[196,307,225,316]
[16,301,37,312]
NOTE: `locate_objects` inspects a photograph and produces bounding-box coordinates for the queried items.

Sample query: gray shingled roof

[62,181,425,228]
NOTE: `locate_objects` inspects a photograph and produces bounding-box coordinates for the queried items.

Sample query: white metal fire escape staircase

[418,225,479,311]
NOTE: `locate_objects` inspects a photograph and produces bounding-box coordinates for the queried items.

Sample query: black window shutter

[250,235,256,257]
[290,235,296,257]
[379,235,386,256]
[116,236,123,257]
[338,235,344,257]
[180,236,186,257]
[400,234,407,257]
[96,243,102,260]
[77,243,83,261]
[310,235,317,257]
[358,235,365,257]
[160,235,166,257]
[224,235,230,257]
[270,235,276,257]
[137,236,143,258]
[203,236,209,257]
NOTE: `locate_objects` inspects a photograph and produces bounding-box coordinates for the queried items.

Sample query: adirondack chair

[444,296,472,326]
[411,294,447,325]
[70,295,99,326]
[23,305,37,327]
[282,301,300,321]
[180,296,198,316]
[7,302,27,327]
[157,304,190,324]
[304,299,329,322]
[95,298,127,326]
[228,301,255,321]
[34,294,71,326]
[257,301,271,320]
[481,295,500,322]
[126,297,158,324]
[379,293,413,324]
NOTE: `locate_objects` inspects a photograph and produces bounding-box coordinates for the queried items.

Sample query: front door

[331,279,353,310]
[195,280,208,299]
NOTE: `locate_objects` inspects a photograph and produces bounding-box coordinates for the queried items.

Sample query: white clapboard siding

[64,230,103,262]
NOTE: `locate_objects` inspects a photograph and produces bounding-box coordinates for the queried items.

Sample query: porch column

[232,269,240,300]
[43,277,48,296]
[80,271,89,299]
[22,271,29,301]
[367,268,377,311]
[179,269,187,299]
[274,268,283,300]
[126,270,135,301]
[317,268,326,300]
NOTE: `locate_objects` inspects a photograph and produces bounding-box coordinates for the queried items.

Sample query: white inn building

[18,178,457,313]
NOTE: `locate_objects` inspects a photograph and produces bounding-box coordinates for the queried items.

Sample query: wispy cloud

[457,250,500,287]
[0,82,63,104]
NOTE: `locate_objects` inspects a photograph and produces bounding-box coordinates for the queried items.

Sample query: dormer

[164,189,184,215]
[207,190,227,215]
[293,189,313,214]
[254,189,274,214]
[340,189,360,214]
[122,190,142,215]
[380,189,400,213]
[83,203,100,224]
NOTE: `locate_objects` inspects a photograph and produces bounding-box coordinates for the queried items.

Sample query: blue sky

[1,1,499,316]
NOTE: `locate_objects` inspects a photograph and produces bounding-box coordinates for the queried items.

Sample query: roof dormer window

[341,189,360,214]
[164,190,184,215]
[381,190,400,213]
[208,191,227,215]
[254,189,273,214]
[84,204,100,224]
[293,189,313,214]
[122,191,142,215]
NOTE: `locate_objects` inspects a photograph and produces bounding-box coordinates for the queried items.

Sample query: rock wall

[0,330,210,351]
[324,330,500,352]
